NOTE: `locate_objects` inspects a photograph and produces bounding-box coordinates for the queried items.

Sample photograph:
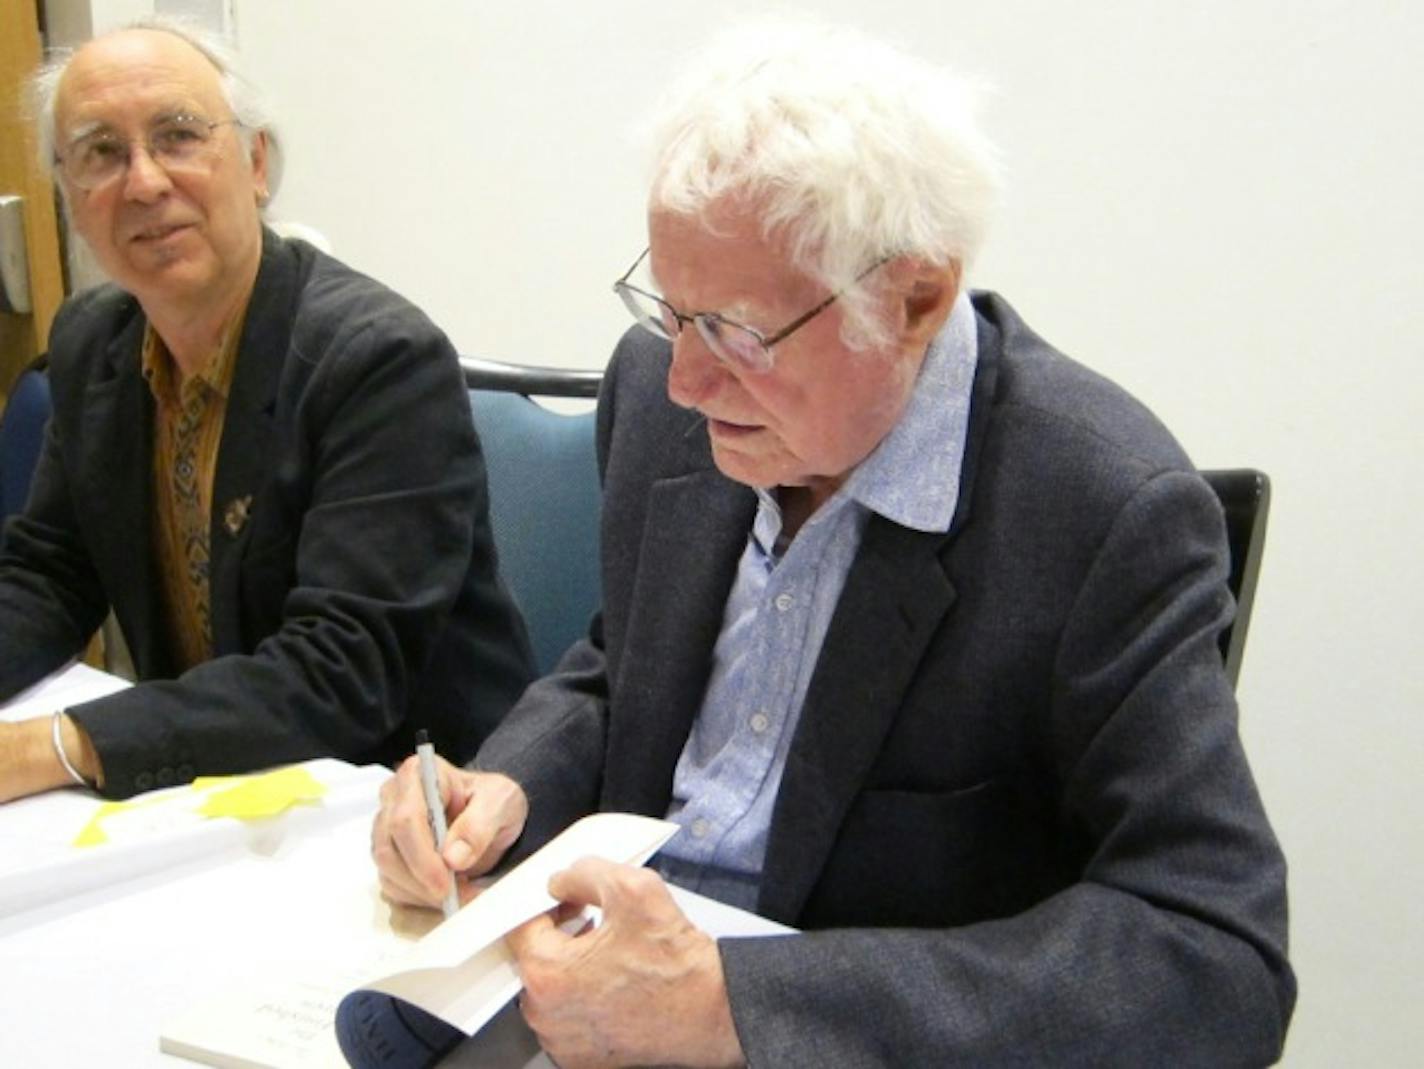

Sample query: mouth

[129,222,192,245]
[706,417,761,439]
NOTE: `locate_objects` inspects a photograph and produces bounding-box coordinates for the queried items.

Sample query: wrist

[690,936,746,1068]
[53,711,103,789]
[52,710,91,787]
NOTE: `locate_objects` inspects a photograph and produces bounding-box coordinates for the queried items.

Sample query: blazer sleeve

[718,472,1294,1067]
[65,297,506,796]
[0,411,111,695]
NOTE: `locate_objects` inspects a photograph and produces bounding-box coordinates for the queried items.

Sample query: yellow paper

[197,766,328,819]
[73,802,128,847]
[71,765,330,847]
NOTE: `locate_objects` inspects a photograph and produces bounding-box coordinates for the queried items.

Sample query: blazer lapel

[602,468,756,816]
[756,294,1004,923]
[758,518,957,923]
[79,312,171,675]
[208,231,301,653]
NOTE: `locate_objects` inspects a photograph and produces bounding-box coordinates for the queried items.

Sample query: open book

[160,812,793,1068]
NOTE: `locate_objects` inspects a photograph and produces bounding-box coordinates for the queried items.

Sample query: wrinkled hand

[370,756,527,909]
[506,858,745,1068]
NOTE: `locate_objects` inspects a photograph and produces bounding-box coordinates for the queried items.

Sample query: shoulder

[245,237,462,412]
[45,284,138,374]
[973,291,1191,475]
[969,292,1198,514]
[954,292,1224,587]
[282,242,452,361]
[233,237,468,447]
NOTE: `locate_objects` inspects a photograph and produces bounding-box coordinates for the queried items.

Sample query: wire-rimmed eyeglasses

[612,248,888,374]
[56,114,245,192]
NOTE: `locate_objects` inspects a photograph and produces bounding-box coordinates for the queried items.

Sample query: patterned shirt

[655,293,980,910]
[142,312,245,671]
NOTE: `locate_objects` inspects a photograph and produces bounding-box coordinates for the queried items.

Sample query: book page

[353,812,679,1033]
[159,813,797,1069]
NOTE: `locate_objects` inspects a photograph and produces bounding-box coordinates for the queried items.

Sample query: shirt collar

[140,305,248,409]
[748,289,979,551]
[842,289,979,533]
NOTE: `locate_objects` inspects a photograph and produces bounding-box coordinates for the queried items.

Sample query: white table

[0,669,788,1068]
[0,665,400,1066]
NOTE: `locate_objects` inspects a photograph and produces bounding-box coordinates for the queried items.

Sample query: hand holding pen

[373,736,532,913]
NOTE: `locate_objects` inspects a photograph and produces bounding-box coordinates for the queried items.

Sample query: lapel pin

[223,495,254,537]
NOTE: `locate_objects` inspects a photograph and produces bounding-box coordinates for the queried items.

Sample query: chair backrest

[0,361,52,524]
[463,357,603,676]
[1200,468,1271,689]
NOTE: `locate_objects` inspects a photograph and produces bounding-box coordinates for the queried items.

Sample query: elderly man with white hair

[0,20,534,802]
[371,20,1295,1068]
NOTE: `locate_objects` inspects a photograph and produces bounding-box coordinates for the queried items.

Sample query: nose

[666,327,726,409]
[120,144,174,202]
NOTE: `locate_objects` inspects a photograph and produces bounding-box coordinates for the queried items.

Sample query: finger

[442,803,507,875]
[376,863,442,907]
[443,774,527,875]
[382,757,458,904]
[548,857,677,921]
[504,909,560,959]
[371,802,444,906]
[545,855,620,908]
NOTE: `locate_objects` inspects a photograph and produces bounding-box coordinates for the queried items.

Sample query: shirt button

[750,713,770,734]
[774,592,794,611]
[690,818,710,839]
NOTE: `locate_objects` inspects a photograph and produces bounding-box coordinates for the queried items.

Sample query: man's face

[648,204,926,503]
[53,29,266,318]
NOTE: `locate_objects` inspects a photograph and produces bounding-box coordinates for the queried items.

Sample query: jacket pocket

[800,777,1056,928]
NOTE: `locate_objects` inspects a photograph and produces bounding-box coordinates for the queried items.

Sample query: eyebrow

[645,266,776,329]
[61,119,110,148]
[61,108,210,148]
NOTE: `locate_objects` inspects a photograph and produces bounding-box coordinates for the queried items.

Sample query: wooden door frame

[1,0,65,401]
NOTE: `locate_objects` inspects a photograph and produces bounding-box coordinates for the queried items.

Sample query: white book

[0,754,389,921]
[159,813,794,1069]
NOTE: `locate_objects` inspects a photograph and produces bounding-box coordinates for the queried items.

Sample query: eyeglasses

[56,114,244,192]
[613,248,886,374]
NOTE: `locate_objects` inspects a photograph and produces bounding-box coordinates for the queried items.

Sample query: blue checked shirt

[655,293,980,910]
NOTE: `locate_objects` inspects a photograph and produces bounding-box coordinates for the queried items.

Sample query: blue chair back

[0,362,52,524]
[464,359,602,677]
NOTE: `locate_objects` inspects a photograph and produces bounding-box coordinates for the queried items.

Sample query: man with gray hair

[372,21,1294,1067]
[0,20,534,801]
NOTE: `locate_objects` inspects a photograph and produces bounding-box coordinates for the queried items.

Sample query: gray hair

[647,19,1000,350]
[30,15,283,202]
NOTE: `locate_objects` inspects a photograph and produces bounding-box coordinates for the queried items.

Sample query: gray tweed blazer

[477,292,1294,1066]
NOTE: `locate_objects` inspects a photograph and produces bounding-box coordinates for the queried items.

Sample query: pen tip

[415,729,430,746]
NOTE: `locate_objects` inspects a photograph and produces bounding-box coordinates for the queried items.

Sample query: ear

[248,129,270,203]
[891,257,961,352]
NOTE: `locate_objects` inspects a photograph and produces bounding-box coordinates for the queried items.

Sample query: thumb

[444,800,525,875]
[546,855,623,910]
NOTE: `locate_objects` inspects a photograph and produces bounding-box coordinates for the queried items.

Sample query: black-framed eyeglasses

[57,114,245,192]
[612,248,887,374]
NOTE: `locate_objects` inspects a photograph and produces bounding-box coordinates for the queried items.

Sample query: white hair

[29,15,283,203]
[647,19,1000,350]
